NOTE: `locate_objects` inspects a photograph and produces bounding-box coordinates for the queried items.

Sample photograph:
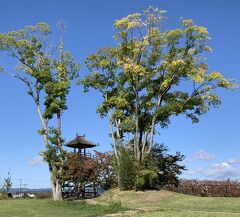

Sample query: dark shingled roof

[65,136,97,149]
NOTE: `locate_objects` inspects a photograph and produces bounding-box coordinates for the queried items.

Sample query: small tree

[63,151,116,197]
[147,144,186,187]
[2,177,12,193]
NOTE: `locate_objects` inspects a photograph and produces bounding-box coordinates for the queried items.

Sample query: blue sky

[0,0,240,188]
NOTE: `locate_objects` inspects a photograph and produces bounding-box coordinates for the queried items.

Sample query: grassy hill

[91,188,240,216]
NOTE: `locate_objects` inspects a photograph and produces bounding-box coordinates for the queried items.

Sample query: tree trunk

[141,132,148,161]
[134,89,140,161]
[49,167,63,201]
[36,104,63,201]
[148,95,162,153]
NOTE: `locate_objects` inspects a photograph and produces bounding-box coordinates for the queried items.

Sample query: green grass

[0,199,126,217]
[93,188,240,217]
[1,190,240,217]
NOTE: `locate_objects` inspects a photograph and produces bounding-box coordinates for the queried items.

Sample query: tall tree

[80,7,235,163]
[0,23,79,200]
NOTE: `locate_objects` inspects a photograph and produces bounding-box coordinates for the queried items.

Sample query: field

[1,190,240,217]
[0,199,125,217]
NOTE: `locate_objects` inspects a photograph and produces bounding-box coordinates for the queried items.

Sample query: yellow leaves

[17,39,28,47]
[25,22,51,34]
[114,13,142,30]
[171,59,184,66]
[192,75,204,83]
[161,79,171,88]
[127,21,141,29]
[114,18,128,29]
[36,22,51,34]
[191,67,206,83]
[165,29,182,40]
[196,26,209,35]
[131,40,149,54]
[201,94,217,101]
[146,28,161,40]
[168,59,185,71]
[99,59,110,68]
[182,18,209,42]
[123,62,145,76]
[208,71,236,88]
[182,19,194,27]
[207,71,223,81]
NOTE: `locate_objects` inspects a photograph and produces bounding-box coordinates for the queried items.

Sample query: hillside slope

[90,188,240,217]
[94,188,175,209]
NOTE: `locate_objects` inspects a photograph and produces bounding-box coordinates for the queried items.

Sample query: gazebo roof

[65,135,97,149]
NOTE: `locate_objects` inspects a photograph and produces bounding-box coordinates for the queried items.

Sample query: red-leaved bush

[164,179,240,197]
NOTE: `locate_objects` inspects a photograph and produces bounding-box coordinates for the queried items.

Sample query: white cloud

[184,170,195,175]
[194,150,215,161]
[227,158,240,165]
[30,156,45,166]
[204,162,240,179]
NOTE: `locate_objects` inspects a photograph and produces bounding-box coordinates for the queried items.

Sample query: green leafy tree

[80,7,235,164]
[0,22,79,200]
[145,144,186,187]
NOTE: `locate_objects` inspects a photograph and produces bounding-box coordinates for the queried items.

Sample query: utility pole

[19,179,22,195]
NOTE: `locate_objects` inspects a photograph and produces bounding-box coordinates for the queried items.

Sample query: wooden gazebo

[65,134,97,157]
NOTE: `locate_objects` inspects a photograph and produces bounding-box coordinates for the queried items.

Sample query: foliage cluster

[62,151,117,197]
[81,7,235,165]
[113,143,185,190]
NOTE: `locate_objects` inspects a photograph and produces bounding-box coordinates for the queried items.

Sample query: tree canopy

[80,7,235,162]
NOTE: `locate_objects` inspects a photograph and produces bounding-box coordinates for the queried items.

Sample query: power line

[12,178,49,183]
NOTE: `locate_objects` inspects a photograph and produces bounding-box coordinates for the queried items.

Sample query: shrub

[135,169,158,190]
[0,192,7,200]
[113,146,136,190]
[35,192,52,199]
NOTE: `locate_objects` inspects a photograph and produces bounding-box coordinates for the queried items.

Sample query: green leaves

[81,7,235,159]
[0,23,80,191]
[0,22,80,120]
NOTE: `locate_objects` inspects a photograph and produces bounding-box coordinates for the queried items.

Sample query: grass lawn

[93,189,240,217]
[0,199,125,217]
[1,190,240,217]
